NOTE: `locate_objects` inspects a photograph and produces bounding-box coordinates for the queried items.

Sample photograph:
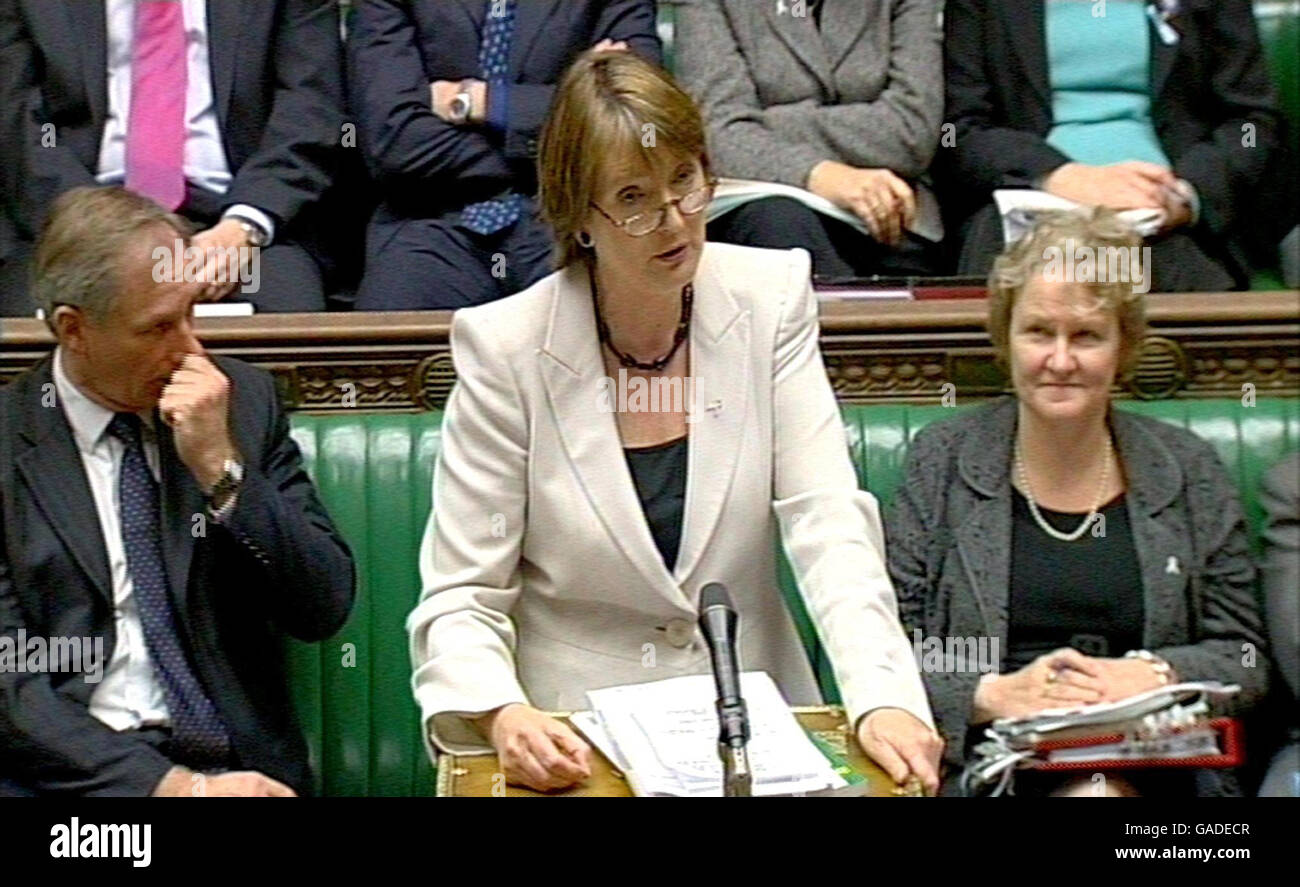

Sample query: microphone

[698,582,752,796]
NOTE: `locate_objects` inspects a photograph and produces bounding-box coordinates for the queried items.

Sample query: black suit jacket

[347,0,661,218]
[0,355,355,796]
[939,0,1289,253]
[0,0,347,257]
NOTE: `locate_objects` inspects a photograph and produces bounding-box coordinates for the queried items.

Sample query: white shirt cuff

[222,205,276,245]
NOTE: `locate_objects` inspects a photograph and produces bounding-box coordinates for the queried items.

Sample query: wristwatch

[231,217,270,248]
[207,457,245,522]
[450,81,474,124]
[1124,649,1175,685]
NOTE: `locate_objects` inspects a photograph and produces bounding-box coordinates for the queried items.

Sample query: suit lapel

[154,417,203,628]
[763,0,833,93]
[538,266,687,605]
[1112,412,1192,648]
[65,0,108,129]
[13,362,112,606]
[954,499,1011,645]
[1147,8,1181,103]
[672,252,750,584]
[455,0,484,28]
[1003,0,1051,120]
[821,0,869,74]
[509,0,560,79]
[207,0,246,131]
[953,399,1019,644]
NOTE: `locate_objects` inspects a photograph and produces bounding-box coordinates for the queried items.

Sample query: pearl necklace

[1014,434,1113,542]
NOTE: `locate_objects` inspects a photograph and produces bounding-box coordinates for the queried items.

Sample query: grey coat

[673,0,943,189]
[885,398,1270,794]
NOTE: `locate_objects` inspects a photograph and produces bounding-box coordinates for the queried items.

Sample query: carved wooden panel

[2,293,1295,411]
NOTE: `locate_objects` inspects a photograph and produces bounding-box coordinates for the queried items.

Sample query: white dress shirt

[95,0,275,240]
[53,348,172,731]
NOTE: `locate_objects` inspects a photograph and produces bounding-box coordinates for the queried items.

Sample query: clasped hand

[807,161,917,247]
[1043,161,1193,233]
[974,647,1177,723]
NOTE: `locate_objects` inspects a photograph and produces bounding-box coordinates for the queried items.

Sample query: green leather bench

[286,397,1300,796]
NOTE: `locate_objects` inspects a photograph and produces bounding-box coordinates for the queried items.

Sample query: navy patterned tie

[109,413,231,769]
[461,0,525,235]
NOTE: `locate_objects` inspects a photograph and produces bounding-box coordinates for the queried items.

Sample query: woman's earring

[577,231,594,248]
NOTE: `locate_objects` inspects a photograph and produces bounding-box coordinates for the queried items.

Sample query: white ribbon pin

[1165,556,1181,575]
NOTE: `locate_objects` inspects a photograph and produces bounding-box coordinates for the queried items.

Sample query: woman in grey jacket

[674,0,943,279]
[885,209,1268,796]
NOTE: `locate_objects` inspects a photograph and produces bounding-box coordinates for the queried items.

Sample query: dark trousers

[0,187,329,316]
[356,203,555,311]
[706,196,942,280]
[955,202,1243,292]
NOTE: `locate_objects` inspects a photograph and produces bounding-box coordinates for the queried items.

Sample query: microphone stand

[717,700,753,797]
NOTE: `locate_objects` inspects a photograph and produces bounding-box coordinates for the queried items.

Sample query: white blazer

[409,243,933,755]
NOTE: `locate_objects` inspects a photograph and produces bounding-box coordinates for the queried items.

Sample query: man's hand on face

[190,219,254,302]
[158,353,238,493]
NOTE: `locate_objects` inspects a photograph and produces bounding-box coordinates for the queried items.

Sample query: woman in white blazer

[407,48,941,793]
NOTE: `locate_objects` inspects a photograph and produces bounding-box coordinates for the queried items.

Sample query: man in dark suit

[0,187,355,796]
[0,0,349,315]
[939,0,1288,291]
[348,0,661,310]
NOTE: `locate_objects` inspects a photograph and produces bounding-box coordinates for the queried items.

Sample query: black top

[624,435,689,571]
[1006,490,1144,672]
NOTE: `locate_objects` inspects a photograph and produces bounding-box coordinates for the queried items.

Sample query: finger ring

[1045,669,1059,684]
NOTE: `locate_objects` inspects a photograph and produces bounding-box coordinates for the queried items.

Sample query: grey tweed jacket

[673,0,943,189]
[885,398,1270,794]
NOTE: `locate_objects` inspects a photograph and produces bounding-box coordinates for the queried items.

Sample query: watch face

[239,222,266,247]
[452,93,471,121]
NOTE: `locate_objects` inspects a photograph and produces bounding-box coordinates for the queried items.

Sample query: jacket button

[665,619,694,648]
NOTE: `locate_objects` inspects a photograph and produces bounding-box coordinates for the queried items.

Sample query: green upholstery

[285,416,443,797]
[1257,1,1300,140]
[286,396,1298,795]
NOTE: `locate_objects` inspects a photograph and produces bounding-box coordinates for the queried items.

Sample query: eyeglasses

[590,179,717,237]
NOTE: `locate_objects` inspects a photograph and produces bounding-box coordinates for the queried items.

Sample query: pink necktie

[125,1,188,211]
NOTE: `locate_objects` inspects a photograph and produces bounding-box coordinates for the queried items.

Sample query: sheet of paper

[583,671,846,797]
[193,302,255,317]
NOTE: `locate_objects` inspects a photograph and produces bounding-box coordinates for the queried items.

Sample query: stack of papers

[992,681,1241,748]
[571,671,847,797]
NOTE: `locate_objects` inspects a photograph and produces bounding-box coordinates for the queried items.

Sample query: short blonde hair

[32,186,191,328]
[987,208,1148,378]
[537,49,710,269]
